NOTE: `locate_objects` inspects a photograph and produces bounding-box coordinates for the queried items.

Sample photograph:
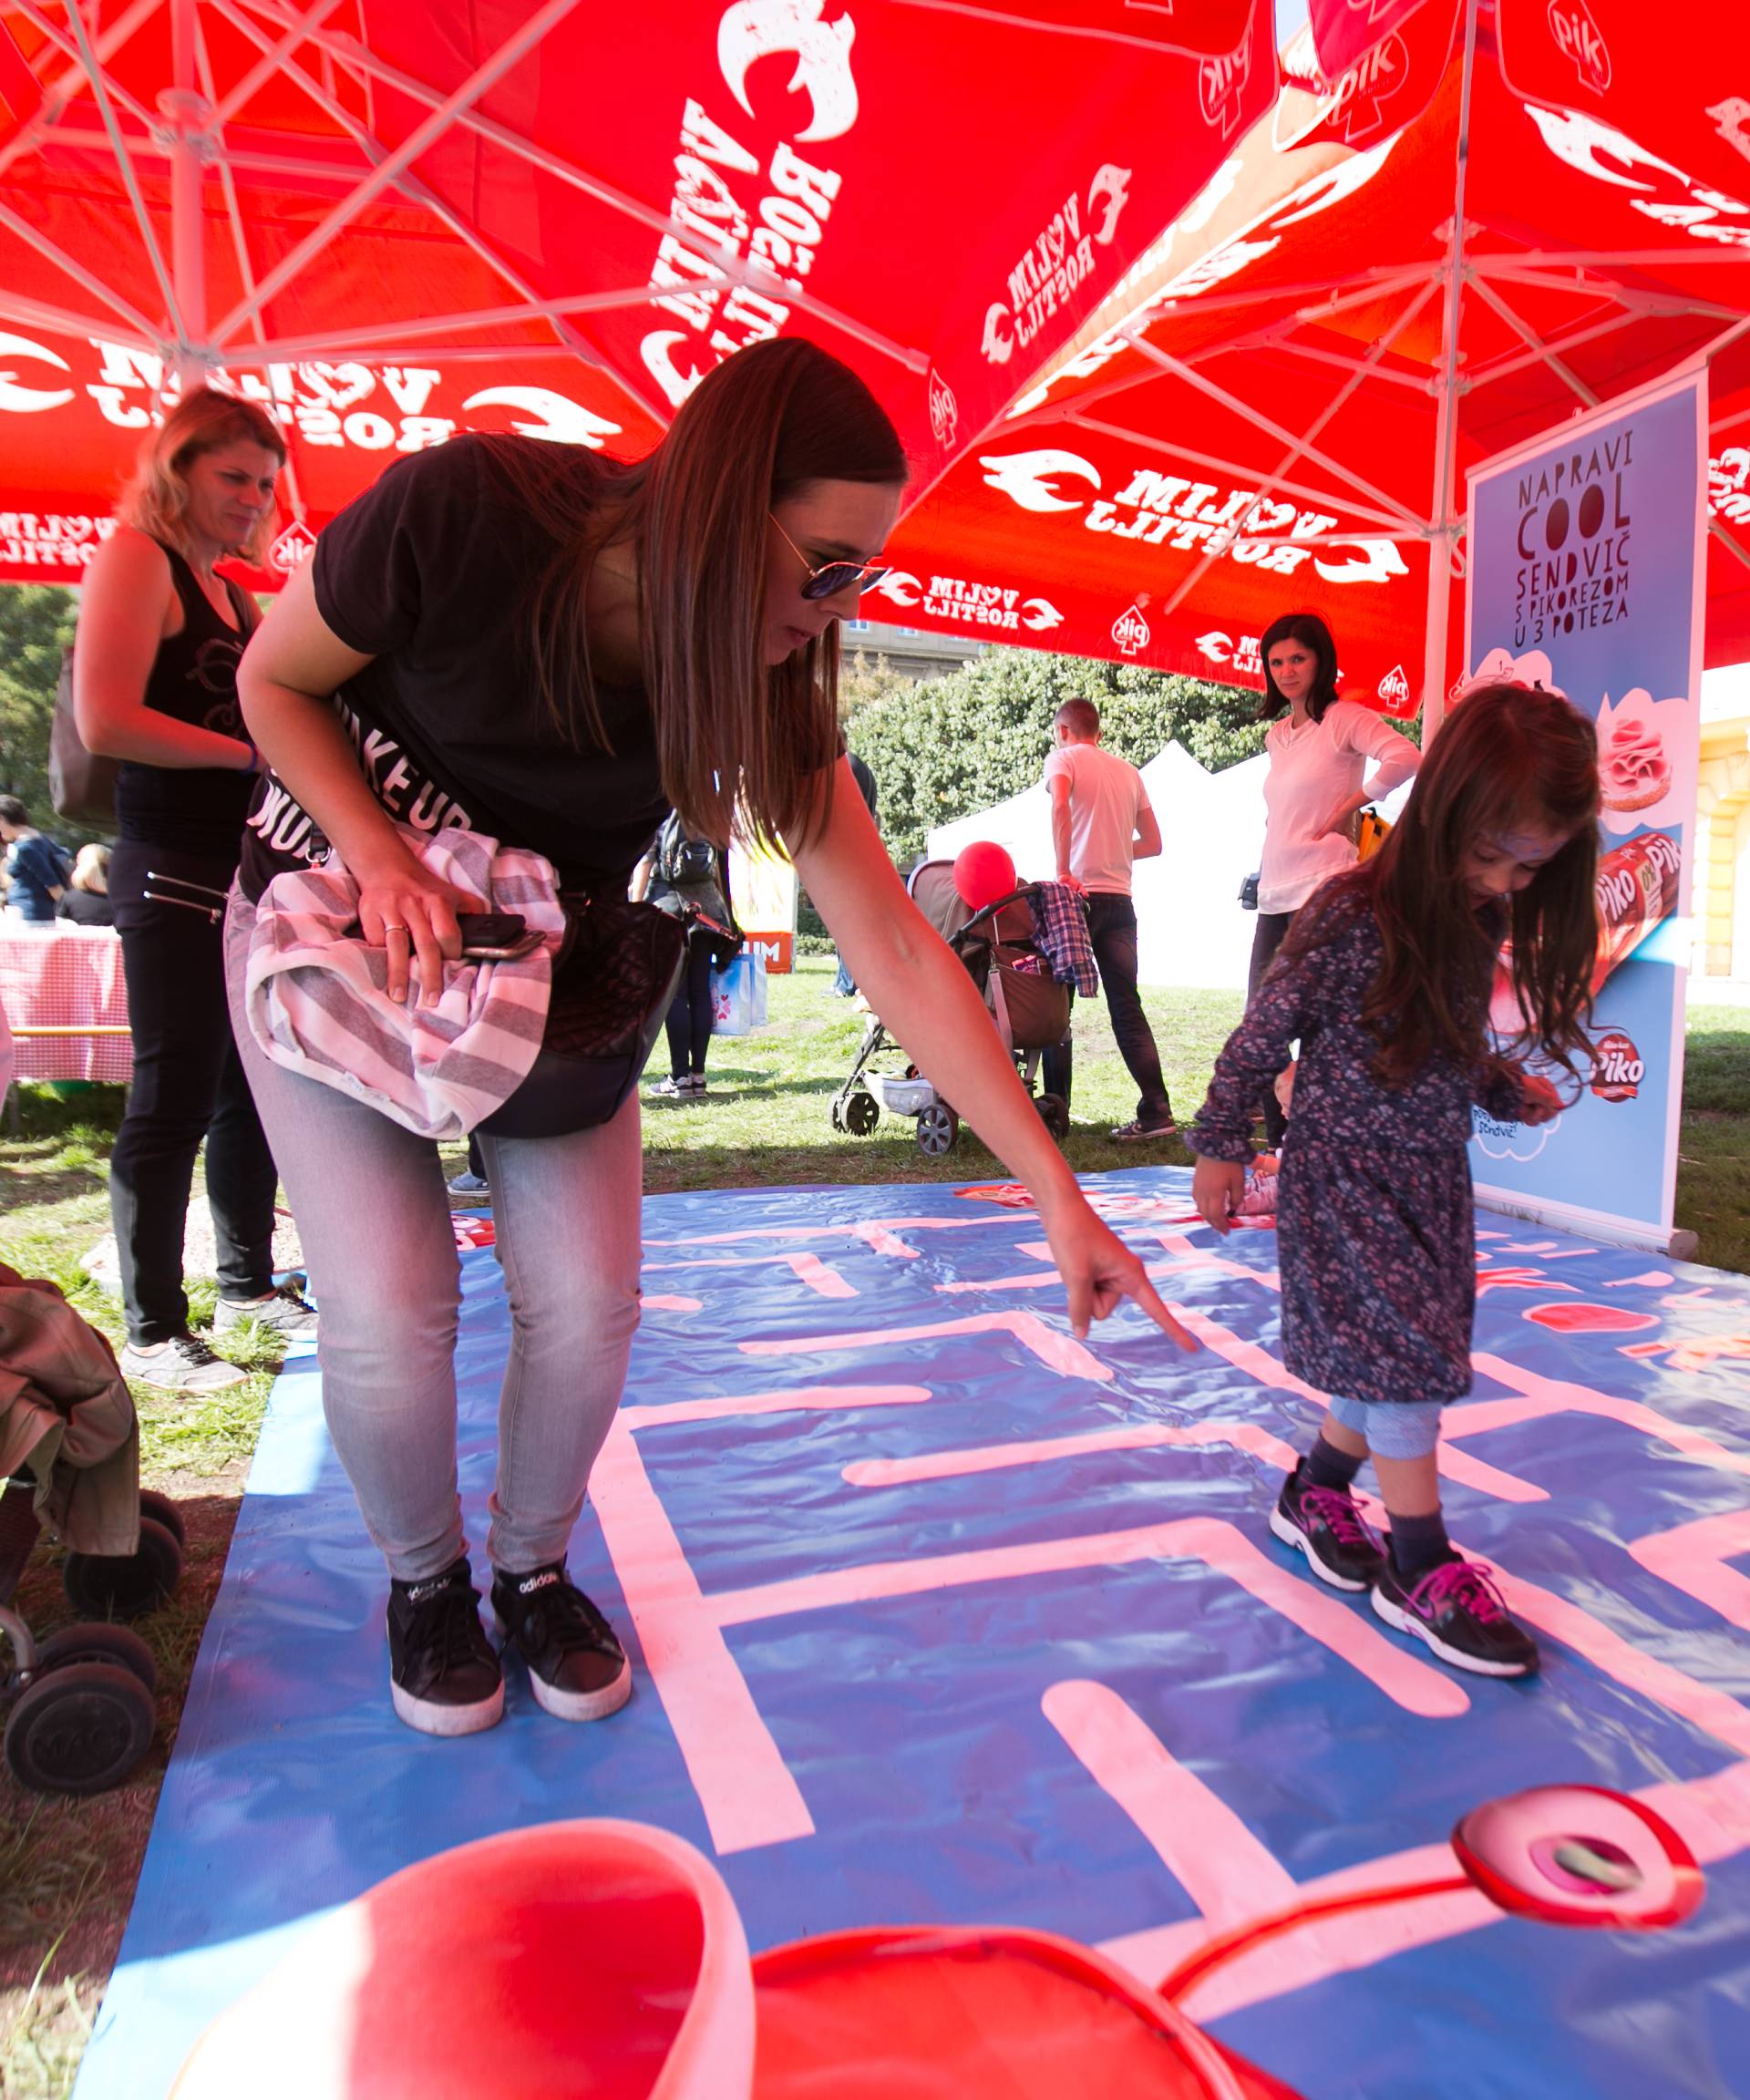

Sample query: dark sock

[1389,1509,1451,1582]
[1302,1434,1363,1493]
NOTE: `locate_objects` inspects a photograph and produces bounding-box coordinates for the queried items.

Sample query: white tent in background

[928,744,1271,992]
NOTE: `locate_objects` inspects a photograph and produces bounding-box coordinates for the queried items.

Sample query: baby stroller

[830,860,1074,1158]
[2,1263,185,1797]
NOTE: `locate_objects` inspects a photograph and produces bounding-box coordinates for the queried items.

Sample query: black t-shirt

[239,437,669,901]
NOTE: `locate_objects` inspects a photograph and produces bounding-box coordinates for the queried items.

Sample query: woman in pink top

[1249,612,1420,1143]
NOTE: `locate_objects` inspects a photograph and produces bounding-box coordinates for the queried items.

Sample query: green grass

[1,956,1746,2096]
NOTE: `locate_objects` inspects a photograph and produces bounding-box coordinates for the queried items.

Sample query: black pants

[1041,891,1172,1123]
[108,841,278,1344]
[664,931,716,1079]
[1248,909,1297,1148]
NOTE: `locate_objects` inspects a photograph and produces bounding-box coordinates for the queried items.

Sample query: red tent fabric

[0,0,1274,585]
[879,3,1750,714]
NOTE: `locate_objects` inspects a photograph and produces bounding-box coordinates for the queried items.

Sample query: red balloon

[953,840,1017,911]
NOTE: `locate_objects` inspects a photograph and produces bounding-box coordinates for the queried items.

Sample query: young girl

[1189,683,1600,1678]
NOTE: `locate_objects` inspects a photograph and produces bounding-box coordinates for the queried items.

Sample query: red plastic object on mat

[751,1926,1301,2099]
[171,1821,755,2099]
[953,841,1019,912]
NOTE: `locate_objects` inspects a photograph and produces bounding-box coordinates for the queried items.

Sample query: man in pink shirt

[1039,699,1175,1141]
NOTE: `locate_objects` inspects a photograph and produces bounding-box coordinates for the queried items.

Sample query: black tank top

[114,542,257,858]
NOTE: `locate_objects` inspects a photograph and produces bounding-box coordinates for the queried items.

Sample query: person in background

[57,843,118,928]
[633,809,740,1097]
[1249,612,1420,1147]
[0,797,71,925]
[830,747,879,995]
[1037,698,1175,1142]
[73,388,317,1395]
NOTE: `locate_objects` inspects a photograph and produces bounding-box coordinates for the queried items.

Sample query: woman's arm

[628,855,654,903]
[1312,709,1421,839]
[238,558,470,1003]
[73,530,256,772]
[793,758,1192,1347]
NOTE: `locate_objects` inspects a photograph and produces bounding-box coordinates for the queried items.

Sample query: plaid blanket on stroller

[1027,882,1098,996]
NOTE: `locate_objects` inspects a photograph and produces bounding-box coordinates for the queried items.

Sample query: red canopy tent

[877,0,1750,723]
[0,0,1272,585]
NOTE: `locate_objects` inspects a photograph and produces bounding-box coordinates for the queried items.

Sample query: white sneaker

[214,1282,319,1346]
[119,1333,249,1394]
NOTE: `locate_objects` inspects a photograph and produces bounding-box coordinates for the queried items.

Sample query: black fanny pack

[477,894,685,1139]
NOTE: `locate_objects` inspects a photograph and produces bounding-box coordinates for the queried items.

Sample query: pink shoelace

[1302,1485,1380,1550]
[1413,1558,1509,1622]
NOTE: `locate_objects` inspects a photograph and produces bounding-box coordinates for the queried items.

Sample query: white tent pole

[1421,0,1482,743]
[166,0,211,391]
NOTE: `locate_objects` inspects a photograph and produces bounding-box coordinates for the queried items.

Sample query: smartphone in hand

[456,912,540,960]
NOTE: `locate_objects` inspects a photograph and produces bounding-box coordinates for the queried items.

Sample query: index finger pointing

[1130,1273,1199,1352]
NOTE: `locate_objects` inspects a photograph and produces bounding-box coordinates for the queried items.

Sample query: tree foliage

[0,584,79,833]
[845,646,1270,872]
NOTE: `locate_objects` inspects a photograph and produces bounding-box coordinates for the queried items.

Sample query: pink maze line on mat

[1047,1677,1750,2021]
[594,1205,1750,2021]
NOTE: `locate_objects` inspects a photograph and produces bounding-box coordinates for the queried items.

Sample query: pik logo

[1315,31,1408,145]
[268,521,318,571]
[977,448,1101,513]
[1111,603,1151,657]
[718,0,860,144]
[1376,663,1411,710]
[1199,32,1253,140]
[1547,0,1610,95]
[928,368,959,449]
[1590,1028,1645,1103]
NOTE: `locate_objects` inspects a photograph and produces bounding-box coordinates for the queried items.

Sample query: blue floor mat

[79,1168,1750,2099]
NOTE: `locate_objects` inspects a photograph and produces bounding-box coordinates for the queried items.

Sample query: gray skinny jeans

[224,892,643,1582]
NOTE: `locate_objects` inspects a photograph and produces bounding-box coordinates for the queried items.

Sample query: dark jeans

[664,931,716,1078]
[1248,909,1296,1147]
[1041,891,1171,1124]
[108,841,278,1344]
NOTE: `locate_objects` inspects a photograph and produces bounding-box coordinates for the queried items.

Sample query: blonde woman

[57,843,117,927]
[75,390,316,1393]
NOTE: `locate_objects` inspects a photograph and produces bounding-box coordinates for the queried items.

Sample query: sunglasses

[769,513,891,602]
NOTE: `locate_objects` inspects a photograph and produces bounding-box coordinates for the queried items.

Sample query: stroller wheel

[1035,1093,1071,1140]
[843,1091,880,1138]
[5,1661,155,1796]
[63,1516,182,1622]
[829,1097,846,1131]
[35,1623,159,1695]
[137,1489,187,1549]
[916,1104,959,1157]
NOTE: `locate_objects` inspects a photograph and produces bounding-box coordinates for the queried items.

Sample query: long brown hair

[1288,682,1600,1086]
[489,338,907,849]
[118,387,286,564]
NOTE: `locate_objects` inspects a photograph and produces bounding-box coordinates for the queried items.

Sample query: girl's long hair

[118,387,286,564]
[1287,682,1601,1086]
[487,337,907,849]
[1255,611,1340,724]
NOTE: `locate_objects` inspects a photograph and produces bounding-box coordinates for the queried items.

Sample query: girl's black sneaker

[386,1559,505,1735]
[1270,1459,1386,1591]
[1372,1552,1539,1677]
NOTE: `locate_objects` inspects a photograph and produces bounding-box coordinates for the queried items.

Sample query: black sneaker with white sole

[1270,1458,1387,1591]
[491,1562,632,1722]
[1371,1551,1539,1677]
[386,1559,505,1735]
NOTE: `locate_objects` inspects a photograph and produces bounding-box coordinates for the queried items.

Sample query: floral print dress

[1188,876,1530,1407]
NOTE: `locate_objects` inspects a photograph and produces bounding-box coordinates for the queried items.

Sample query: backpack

[48,647,121,827]
[659,815,717,887]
